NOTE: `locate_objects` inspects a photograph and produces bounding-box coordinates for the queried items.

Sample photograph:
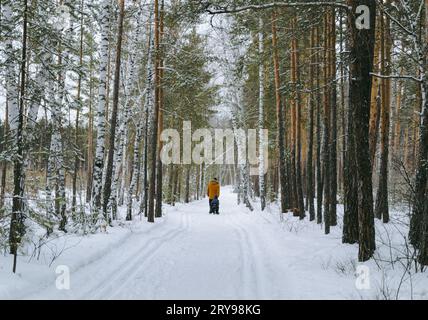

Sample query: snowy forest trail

[23,186,298,299]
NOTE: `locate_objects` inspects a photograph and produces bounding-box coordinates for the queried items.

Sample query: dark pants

[209,199,219,214]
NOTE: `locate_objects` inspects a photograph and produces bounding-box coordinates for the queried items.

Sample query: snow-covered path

[22,186,298,299]
[3,186,427,299]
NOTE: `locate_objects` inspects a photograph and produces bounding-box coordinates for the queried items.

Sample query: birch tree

[91,0,111,222]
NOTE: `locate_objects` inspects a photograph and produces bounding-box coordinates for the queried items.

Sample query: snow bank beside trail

[0,212,168,299]
[248,201,428,300]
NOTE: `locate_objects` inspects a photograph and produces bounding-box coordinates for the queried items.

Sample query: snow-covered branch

[370,72,422,83]
[376,1,413,36]
[204,1,350,15]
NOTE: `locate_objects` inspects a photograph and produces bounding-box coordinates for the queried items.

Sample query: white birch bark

[108,3,145,219]
[232,96,253,212]
[91,0,111,220]
[3,2,19,140]
[127,12,155,219]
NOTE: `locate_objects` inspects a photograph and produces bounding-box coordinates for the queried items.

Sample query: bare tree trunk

[185,166,190,203]
[391,73,403,159]
[291,17,305,219]
[86,55,94,203]
[103,0,126,222]
[91,0,111,217]
[307,27,316,221]
[375,7,391,223]
[155,0,165,218]
[271,10,288,213]
[369,14,382,168]
[323,10,331,234]
[329,7,338,226]
[410,0,428,264]
[9,0,28,272]
[148,0,160,223]
[258,17,266,211]
[0,101,8,210]
[348,0,377,262]
[72,0,85,214]
[316,25,323,225]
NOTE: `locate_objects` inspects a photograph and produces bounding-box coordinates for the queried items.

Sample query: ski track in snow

[88,212,190,299]
[18,186,299,299]
[4,186,428,300]
[226,213,261,298]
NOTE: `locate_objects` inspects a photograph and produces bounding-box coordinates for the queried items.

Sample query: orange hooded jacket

[207,180,220,200]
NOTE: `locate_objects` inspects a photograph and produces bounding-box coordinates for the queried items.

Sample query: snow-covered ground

[1,186,427,299]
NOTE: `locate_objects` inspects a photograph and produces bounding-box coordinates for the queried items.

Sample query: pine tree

[348,0,377,262]
[375,7,392,224]
[271,10,289,214]
[258,17,266,211]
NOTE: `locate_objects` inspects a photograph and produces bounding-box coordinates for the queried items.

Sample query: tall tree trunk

[155,0,165,218]
[103,0,125,222]
[306,27,316,221]
[316,25,323,225]
[329,8,338,226]
[47,4,69,232]
[148,0,160,223]
[369,14,382,168]
[410,0,428,264]
[375,7,391,223]
[339,10,346,197]
[86,55,94,203]
[91,0,111,217]
[323,10,331,234]
[9,0,28,272]
[271,10,288,213]
[392,75,403,159]
[341,0,358,245]
[342,15,359,244]
[140,9,157,218]
[0,101,8,210]
[258,17,266,211]
[348,0,377,262]
[185,166,190,203]
[72,0,85,215]
[343,92,359,244]
[291,17,305,219]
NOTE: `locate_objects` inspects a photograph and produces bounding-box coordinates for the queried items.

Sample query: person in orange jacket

[207,178,220,214]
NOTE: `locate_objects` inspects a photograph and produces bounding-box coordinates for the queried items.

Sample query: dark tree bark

[347,0,377,262]
[185,166,190,203]
[343,109,359,244]
[329,7,338,226]
[155,0,165,218]
[10,0,28,273]
[323,10,331,234]
[291,17,305,219]
[342,3,358,244]
[411,0,428,264]
[140,95,150,217]
[148,0,160,223]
